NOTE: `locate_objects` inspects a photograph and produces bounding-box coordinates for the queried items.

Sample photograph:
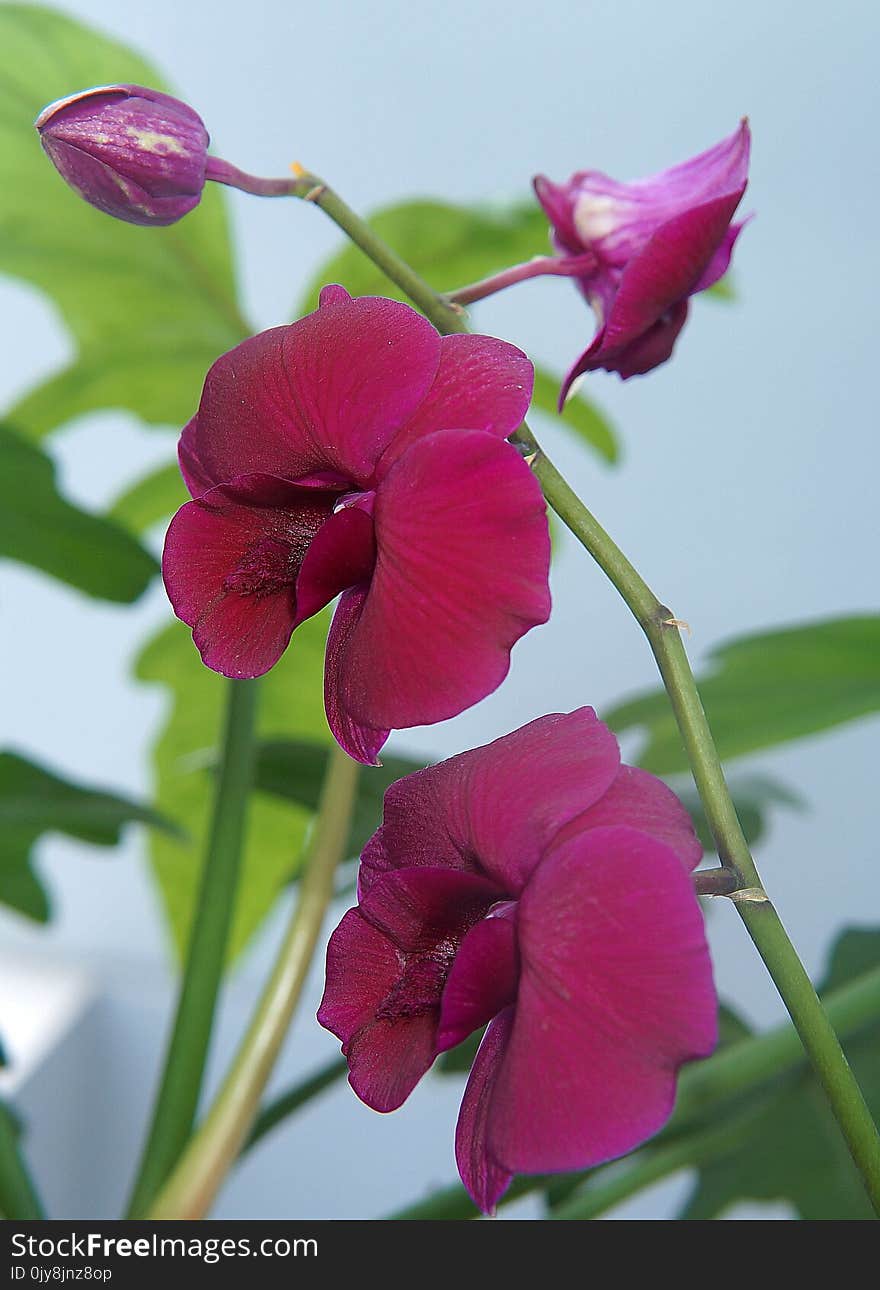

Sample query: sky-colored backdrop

[0,0,876,1219]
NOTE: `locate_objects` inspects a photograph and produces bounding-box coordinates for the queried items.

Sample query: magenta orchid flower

[534,120,751,399]
[162,286,550,764]
[36,84,210,227]
[317,708,717,1212]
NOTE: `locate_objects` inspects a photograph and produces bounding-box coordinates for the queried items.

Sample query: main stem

[148,746,359,1220]
[127,677,259,1218]
[286,173,880,1213]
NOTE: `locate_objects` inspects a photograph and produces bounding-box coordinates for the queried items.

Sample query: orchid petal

[438,906,518,1051]
[566,763,703,871]
[325,430,551,746]
[324,586,390,765]
[376,334,534,477]
[359,709,619,896]
[162,474,338,677]
[486,825,717,1175]
[455,1010,515,1214]
[180,292,442,492]
[317,907,438,1113]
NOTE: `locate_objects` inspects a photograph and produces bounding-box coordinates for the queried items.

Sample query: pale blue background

[0,0,877,1219]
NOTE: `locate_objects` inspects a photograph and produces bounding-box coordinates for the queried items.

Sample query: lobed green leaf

[0,749,176,922]
[0,421,157,600]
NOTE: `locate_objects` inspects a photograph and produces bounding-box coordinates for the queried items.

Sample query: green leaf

[680,928,880,1220]
[0,421,157,600]
[135,614,334,961]
[606,615,880,774]
[108,460,186,536]
[531,367,619,465]
[675,773,804,853]
[251,739,427,861]
[0,5,248,439]
[298,197,618,466]
[0,749,176,922]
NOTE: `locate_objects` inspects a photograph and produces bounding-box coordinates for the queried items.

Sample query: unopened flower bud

[35,84,209,227]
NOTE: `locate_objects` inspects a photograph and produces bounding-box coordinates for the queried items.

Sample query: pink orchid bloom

[318,708,717,1212]
[162,286,551,764]
[534,120,751,399]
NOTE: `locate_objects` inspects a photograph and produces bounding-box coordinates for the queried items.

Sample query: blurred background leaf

[0,749,176,922]
[675,773,805,854]
[135,613,335,962]
[0,421,156,601]
[606,615,880,774]
[108,462,188,536]
[251,739,428,861]
[0,4,248,440]
[679,928,880,1219]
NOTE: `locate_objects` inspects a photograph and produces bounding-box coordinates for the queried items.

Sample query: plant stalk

[127,677,259,1217]
[148,746,359,1220]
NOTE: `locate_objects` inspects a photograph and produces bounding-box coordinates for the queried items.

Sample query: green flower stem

[390,962,880,1219]
[286,176,880,1211]
[242,1056,347,1156]
[127,677,260,1218]
[0,1102,44,1219]
[148,746,359,1220]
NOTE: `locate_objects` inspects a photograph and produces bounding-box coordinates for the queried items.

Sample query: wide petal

[162,474,339,678]
[327,430,551,743]
[566,763,703,871]
[455,1009,515,1213]
[486,824,717,1175]
[181,291,442,492]
[359,709,619,896]
[375,334,534,477]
